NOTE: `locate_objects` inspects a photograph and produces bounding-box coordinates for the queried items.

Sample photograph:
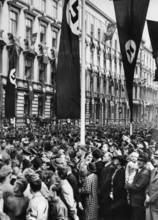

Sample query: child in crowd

[125,151,139,204]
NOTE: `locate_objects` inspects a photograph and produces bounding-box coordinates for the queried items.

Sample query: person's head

[49,183,61,199]
[92,149,102,161]
[30,178,42,193]
[12,166,21,176]
[13,179,28,195]
[109,144,117,153]
[32,157,43,170]
[76,145,86,158]
[112,155,126,168]
[23,168,39,183]
[85,152,93,163]
[0,165,12,183]
[87,162,97,175]
[137,154,148,169]
[101,143,109,153]
[137,142,145,153]
[152,153,158,167]
[57,167,68,180]
[103,152,113,163]
[130,152,139,163]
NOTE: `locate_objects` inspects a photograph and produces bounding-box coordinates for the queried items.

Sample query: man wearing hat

[145,152,158,220]
[126,153,150,220]
[92,148,104,183]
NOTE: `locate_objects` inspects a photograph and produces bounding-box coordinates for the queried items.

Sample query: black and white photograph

[0,0,158,219]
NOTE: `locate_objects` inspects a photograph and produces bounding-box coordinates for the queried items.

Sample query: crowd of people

[0,122,157,220]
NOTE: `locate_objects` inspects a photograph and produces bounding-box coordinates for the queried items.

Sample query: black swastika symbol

[69,0,78,24]
[127,45,134,60]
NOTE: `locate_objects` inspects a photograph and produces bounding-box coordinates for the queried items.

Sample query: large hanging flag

[56,0,80,119]
[104,23,116,42]
[147,20,158,80]
[113,0,149,122]
[5,36,17,118]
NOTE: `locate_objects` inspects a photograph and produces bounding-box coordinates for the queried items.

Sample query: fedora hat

[137,154,148,163]
[87,162,97,173]
[112,155,127,166]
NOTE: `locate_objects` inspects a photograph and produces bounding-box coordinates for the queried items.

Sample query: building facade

[0,0,157,127]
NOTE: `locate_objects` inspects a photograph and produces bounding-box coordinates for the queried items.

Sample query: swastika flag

[5,34,17,118]
[113,0,149,122]
[56,0,80,119]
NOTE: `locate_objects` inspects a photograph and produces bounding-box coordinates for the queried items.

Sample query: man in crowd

[99,152,115,220]
[126,154,150,220]
[145,152,158,220]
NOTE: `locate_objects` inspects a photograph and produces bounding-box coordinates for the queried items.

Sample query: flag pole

[80,0,86,145]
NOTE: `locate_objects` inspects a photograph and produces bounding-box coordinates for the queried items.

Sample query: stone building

[0,0,157,126]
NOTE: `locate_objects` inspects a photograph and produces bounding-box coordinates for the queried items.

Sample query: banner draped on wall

[104,23,116,42]
[113,0,149,122]
[56,0,80,119]
[5,35,17,119]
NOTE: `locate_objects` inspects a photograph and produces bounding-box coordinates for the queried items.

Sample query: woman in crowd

[79,162,98,220]
[110,155,129,220]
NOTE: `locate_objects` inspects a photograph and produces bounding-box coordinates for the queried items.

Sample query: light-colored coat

[146,168,158,220]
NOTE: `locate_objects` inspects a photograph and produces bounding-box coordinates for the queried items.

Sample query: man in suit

[144,152,158,220]
[99,152,115,220]
[126,154,150,220]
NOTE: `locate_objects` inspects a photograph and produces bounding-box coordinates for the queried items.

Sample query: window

[26,18,33,39]
[104,33,106,42]
[91,23,94,37]
[103,52,106,69]
[40,25,46,43]
[25,58,33,79]
[97,53,100,67]
[24,95,30,115]
[135,86,137,99]
[39,63,47,82]
[52,30,57,48]
[50,97,55,118]
[52,0,57,19]
[38,97,43,116]
[10,11,17,35]
[98,28,100,41]
[42,0,46,12]
[90,50,93,64]
[0,48,2,74]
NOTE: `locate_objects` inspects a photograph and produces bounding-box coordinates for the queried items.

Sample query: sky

[90,0,158,48]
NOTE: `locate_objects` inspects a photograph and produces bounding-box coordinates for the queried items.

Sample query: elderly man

[145,152,158,220]
[126,154,150,220]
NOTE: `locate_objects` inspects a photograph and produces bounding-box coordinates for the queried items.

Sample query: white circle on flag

[125,40,136,63]
[66,0,79,35]
[9,68,16,86]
